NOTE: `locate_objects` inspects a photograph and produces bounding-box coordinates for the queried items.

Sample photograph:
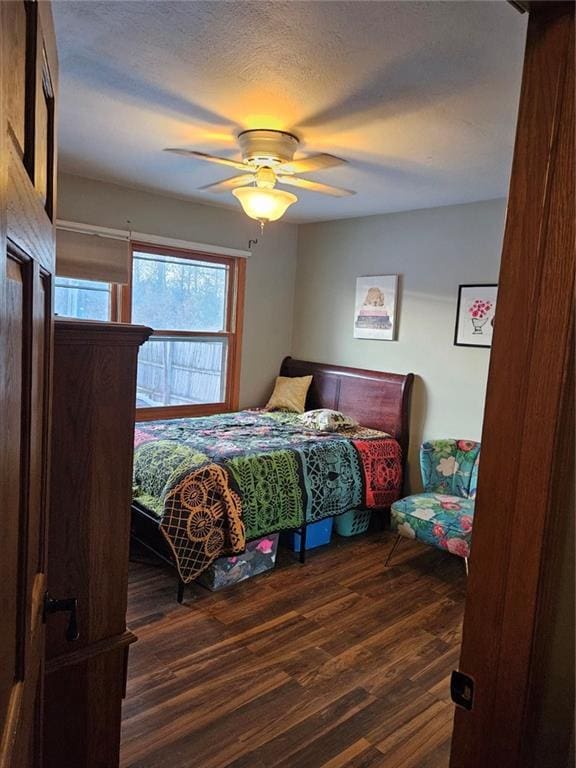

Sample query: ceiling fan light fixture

[232,186,297,224]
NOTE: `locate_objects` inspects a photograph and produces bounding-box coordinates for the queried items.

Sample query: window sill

[135,403,232,422]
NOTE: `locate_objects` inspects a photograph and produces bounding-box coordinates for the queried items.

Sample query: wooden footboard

[130,503,175,567]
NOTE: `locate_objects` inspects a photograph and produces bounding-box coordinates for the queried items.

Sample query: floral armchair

[388,439,481,566]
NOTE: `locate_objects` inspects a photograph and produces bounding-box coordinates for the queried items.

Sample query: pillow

[298,408,359,433]
[265,375,312,413]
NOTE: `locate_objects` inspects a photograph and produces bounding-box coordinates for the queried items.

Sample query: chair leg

[385,535,403,567]
[464,557,469,577]
[177,577,185,603]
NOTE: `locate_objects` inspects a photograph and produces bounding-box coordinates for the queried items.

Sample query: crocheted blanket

[133,411,402,582]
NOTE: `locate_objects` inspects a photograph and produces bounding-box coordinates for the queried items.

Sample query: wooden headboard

[280,357,414,461]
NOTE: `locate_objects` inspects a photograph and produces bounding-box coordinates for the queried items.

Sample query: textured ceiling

[53,1,527,223]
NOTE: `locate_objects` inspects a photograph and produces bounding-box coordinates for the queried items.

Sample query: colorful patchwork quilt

[133,410,402,582]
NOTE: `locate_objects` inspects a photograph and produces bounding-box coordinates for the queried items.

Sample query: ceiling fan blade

[277,153,346,174]
[199,174,256,192]
[276,175,355,197]
[163,148,250,172]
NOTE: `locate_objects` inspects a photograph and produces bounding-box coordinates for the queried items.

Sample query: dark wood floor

[122,530,466,768]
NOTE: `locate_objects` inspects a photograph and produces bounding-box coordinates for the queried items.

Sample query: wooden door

[450,3,574,767]
[0,2,58,766]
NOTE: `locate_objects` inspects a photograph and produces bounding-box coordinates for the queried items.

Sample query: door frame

[450,3,574,766]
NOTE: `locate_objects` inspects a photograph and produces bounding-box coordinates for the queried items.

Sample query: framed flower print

[454,284,498,348]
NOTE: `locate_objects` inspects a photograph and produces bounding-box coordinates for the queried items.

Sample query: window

[124,244,245,419]
[54,276,112,321]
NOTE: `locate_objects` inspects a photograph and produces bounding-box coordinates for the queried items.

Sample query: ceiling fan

[164,129,355,227]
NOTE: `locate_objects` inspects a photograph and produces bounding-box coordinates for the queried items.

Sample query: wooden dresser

[43,319,151,768]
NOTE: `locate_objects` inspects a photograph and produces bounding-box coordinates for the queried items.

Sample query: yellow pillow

[265,375,313,413]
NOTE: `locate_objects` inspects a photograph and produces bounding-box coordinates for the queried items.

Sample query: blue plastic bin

[283,517,334,552]
[335,509,372,537]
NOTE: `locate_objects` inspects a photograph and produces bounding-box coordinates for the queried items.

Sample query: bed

[130,357,414,600]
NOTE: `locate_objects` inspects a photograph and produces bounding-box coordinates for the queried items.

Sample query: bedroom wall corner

[290,199,507,491]
[57,173,299,409]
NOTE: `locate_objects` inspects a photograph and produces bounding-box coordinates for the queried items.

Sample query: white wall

[292,199,506,489]
[57,173,299,407]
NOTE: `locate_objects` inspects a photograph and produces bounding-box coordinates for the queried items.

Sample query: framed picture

[454,284,498,348]
[354,275,398,341]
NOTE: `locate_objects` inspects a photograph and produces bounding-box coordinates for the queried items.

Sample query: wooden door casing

[450,3,575,767]
[0,2,58,766]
